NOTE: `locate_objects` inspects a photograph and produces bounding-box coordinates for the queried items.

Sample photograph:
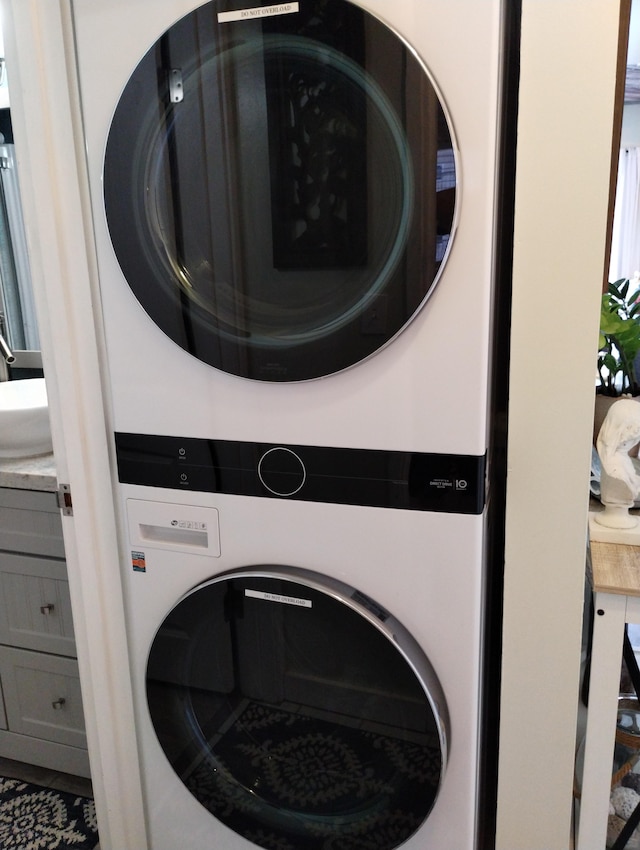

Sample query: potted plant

[595,276,640,444]
[597,277,640,397]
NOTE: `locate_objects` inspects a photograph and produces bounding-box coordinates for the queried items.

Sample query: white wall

[621,104,640,147]
[496,2,621,848]
[621,0,640,146]
[629,0,640,65]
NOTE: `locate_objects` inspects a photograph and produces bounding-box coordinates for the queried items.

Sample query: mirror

[0,24,42,375]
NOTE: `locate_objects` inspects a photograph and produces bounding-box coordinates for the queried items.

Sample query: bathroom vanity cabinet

[0,486,89,777]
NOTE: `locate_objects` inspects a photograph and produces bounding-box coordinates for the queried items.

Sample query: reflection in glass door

[146,568,448,850]
[104,0,458,380]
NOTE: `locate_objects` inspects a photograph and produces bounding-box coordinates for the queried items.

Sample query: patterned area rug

[0,776,98,849]
[183,700,443,850]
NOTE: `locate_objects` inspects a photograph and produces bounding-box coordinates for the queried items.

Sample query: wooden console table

[578,540,640,849]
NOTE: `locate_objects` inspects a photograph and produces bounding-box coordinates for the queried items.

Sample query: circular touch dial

[258,447,306,496]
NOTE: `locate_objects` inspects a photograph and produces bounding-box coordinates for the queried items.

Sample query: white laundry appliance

[68,0,508,847]
[116,483,487,850]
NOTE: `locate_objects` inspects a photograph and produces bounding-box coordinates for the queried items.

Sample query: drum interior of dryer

[146,568,448,850]
[104,0,458,380]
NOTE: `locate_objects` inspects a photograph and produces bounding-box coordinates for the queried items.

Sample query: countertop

[0,453,57,492]
[590,539,640,597]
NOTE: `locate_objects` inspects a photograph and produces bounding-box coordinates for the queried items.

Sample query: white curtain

[609,147,640,283]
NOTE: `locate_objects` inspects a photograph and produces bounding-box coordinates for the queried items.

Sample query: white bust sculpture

[595,398,640,529]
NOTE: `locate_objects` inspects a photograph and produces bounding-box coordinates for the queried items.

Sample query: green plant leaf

[600,311,630,334]
[602,353,620,372]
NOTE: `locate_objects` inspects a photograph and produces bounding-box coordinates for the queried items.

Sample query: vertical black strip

[478,0,522,845]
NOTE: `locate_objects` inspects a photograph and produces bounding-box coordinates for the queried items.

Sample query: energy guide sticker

[218,3,299,23]
[132,551,146,572]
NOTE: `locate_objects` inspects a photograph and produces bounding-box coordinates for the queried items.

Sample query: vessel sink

[0,378,53,458]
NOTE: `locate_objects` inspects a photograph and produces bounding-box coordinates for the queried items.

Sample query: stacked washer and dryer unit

[72,1,506,848]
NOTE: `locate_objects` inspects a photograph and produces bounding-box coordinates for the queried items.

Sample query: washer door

[146,567,448,849]
[104,0,457,381]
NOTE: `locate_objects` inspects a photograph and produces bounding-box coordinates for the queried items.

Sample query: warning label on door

[218,3,299,23]
[245,588,312,608]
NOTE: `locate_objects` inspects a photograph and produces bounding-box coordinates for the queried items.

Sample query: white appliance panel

[118,486,485,850]
[68,1,505,847]
[72,0,503,455]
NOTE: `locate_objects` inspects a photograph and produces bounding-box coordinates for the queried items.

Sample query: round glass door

[104,0,457,380]
[146,567,448,849]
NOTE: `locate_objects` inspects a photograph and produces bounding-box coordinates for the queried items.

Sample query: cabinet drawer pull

[40,604,55,615]
[51,698,66,710]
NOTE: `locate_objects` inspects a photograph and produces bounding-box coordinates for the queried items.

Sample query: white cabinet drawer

[0,646,86,748]
[0,553,75,656]
[0,489,64,558]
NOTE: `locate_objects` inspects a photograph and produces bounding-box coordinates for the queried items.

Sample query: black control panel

[115,433,486,515]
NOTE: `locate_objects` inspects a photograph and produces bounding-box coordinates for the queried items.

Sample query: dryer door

[146,566,448,849]
[104,0,457,381]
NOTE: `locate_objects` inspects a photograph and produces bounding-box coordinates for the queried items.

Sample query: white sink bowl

[0,378,53,458]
